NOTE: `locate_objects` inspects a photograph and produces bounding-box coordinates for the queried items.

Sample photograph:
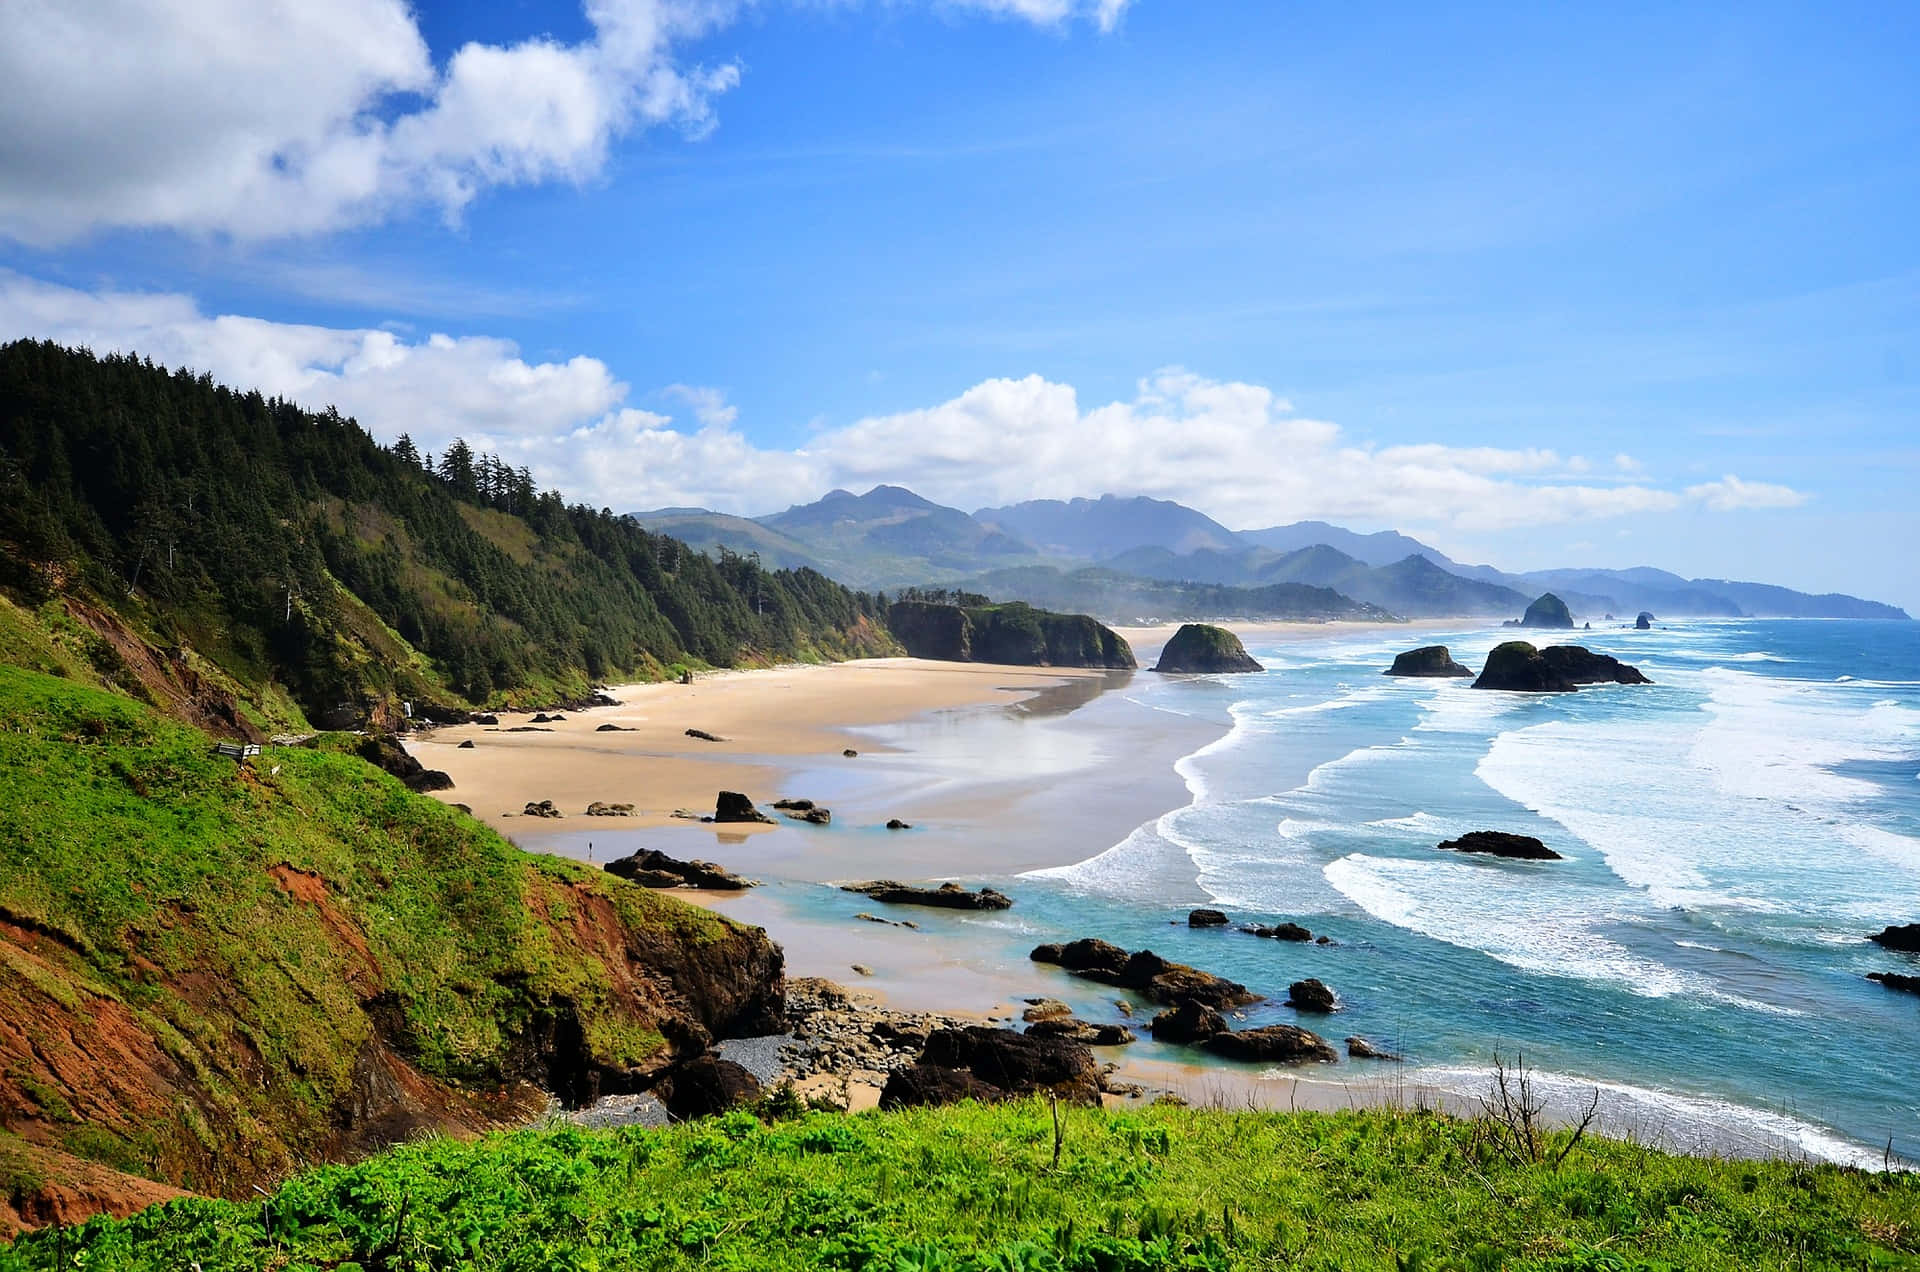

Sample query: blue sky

[1,0,1916,609]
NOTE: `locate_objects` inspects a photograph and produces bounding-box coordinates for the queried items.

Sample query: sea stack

[1472,642,1651,693]
[1154,624,1262,674]
[1515,593,1576,629]
[1385,645,1473,678]
[1636,612,1655,630]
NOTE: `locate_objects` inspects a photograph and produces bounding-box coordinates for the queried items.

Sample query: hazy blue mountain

[976,494,1241,557]
[1239,520,1466,569]
[1683,580,1909,621]
[1101,543,1528,617]
[629,508,828,573]
[960,565,1395,625]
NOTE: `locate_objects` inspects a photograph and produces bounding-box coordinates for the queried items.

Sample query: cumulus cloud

[0,0,1123,244]
[0,273,1808,532]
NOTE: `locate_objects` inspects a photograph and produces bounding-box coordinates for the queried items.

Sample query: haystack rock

[1636,612,1655,630]
[1515,593,1576,629]
[1153,624,1262,674]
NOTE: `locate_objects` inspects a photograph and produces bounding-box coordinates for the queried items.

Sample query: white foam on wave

[1322,853,1793,1014]
[1405,1066,1887,1170]
[1724,651,1790,663]
[1366,811,1455,836]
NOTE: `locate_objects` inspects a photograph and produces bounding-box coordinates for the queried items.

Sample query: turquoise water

[551,619,1920,1164]
[1020,619,1920,1164]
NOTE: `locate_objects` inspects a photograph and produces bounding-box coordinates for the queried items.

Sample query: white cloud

[1685,474,1810,512]
[0,273,1809,534]
[0,0,1123,244]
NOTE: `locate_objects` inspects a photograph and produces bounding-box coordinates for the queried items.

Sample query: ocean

[1016,618,1920,1165]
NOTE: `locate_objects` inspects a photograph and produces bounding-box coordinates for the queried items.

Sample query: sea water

[1018,619,1920,1165]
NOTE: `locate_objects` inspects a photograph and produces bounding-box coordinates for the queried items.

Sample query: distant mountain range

[634,488,1910,624]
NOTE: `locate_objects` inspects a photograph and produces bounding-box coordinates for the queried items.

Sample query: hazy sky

[2,1,1915,608]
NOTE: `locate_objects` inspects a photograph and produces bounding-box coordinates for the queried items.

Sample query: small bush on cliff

[5,1101,1914,1269]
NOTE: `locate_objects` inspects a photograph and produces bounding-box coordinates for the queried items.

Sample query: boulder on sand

[585,801,635,817]
[843,881,1012,910]
[1153,623,1262,674]
[656,1054,761,1119]
[1148,1000,1227,1043]
[714,791,774,824]
[522,799,563,818]
[1025,1018,1136,1046]
[606,848,754,890]
[1869,924,1920,953]
[1385,645,1473,678]
[1030,940,1257,1008]
[1284,978,1336,1012]
[1438,831,1562,861]
[879,1026,1103,1108]
[886,818,912,830]
[686,728,725,742]
[1200,1024,1338,1064]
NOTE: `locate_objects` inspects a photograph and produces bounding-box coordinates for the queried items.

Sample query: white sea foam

[1724,651,1790,663]
[1404,1066,1887,1169]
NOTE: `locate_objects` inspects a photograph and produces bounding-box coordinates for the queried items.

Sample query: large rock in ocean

[841,880,1013,910]
[1200,1024,1338,1064]
[1385,645,1473,678]
[1472,642,1651,693]
[1438,831,1563,861]
[1153,624,1262,674]
[1869,924,1920,953]
[1516,593,1576,629]
[1636,611,1655,630]
[714,791,774,824]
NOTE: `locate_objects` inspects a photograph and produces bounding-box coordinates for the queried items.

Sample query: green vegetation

[887,596,1135,668]
[0,340,895,724]
[5,1101,1915,1269]
[0,664,752,1195]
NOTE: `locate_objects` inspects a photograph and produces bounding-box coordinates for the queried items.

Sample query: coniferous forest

[0,340,895,723]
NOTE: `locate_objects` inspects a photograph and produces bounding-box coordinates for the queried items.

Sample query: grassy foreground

[4,1100,1915,1271]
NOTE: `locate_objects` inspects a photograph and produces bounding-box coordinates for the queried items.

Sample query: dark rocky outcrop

[714,791,774,824]
[584,802,634,817]
[473,714,500,726]
[879,1026,1103,1108]
[1472,642,1650,693]
[1385,645,1473,678]
[1030,941,1257,1008]
[1201,1024,1338,1064]
[522,799,563,818]
[595,723,631,732]
[772,798,816,811]
[887,600,1135,669]
[843,881,1012,910]
[655,1054,761,1119]
[1148,1000,1227,1043]
[1438,831,1562,861]
[1153,623,1262,674]
[1024,1018,1135,1046]
[1868,972,1920,996]
[685,729,725,742]
[1021,998,1073,1022]
[843,749,859,758]
[1285,978,1336,1012]
[1515,593,1575,629]
[1636,612,1655,630]
[1346,1036,1401,1061]
[457,739,475,748]
[1869,924,1920,953]
[886,818,912,830]
[605,849,754,890]
[355,734,454,793]
[1241,922,1313,942]
[784,807,832,825]
[1188,908,1230,927]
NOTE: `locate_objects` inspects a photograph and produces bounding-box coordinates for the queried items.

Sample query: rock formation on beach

[605,848,755,890]
[1869,924,1920,952]
[1385,645,1473,677]
[714,790,774,824]
[1513,592,1576,629]
[1024,1017,1136,1046]
[1472,642,1651,693]
[1030,939,1258,1008]
[1148,1000,1228,1043]
[1153,623,1263,674]
[887,599,1135,668]
[1438,830,1563,860]
[879,1026,1104,1108]
[842,881,1013,910]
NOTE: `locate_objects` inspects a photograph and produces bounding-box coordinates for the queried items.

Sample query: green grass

[3,1101,1915,1270]
[0,664,740,1192]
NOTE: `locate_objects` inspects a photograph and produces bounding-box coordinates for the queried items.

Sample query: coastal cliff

[887,600,1135,669]
[0,665,784,1233]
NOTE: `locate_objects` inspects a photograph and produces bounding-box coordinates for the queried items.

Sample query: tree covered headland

[0,340,894,722]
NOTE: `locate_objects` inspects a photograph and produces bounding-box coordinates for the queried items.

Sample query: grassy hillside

[0,340,897,729]
[0,665,781,1220]
[6,1101,1915,1270]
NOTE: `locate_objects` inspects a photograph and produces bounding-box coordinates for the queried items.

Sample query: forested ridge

[0,340,895,726]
